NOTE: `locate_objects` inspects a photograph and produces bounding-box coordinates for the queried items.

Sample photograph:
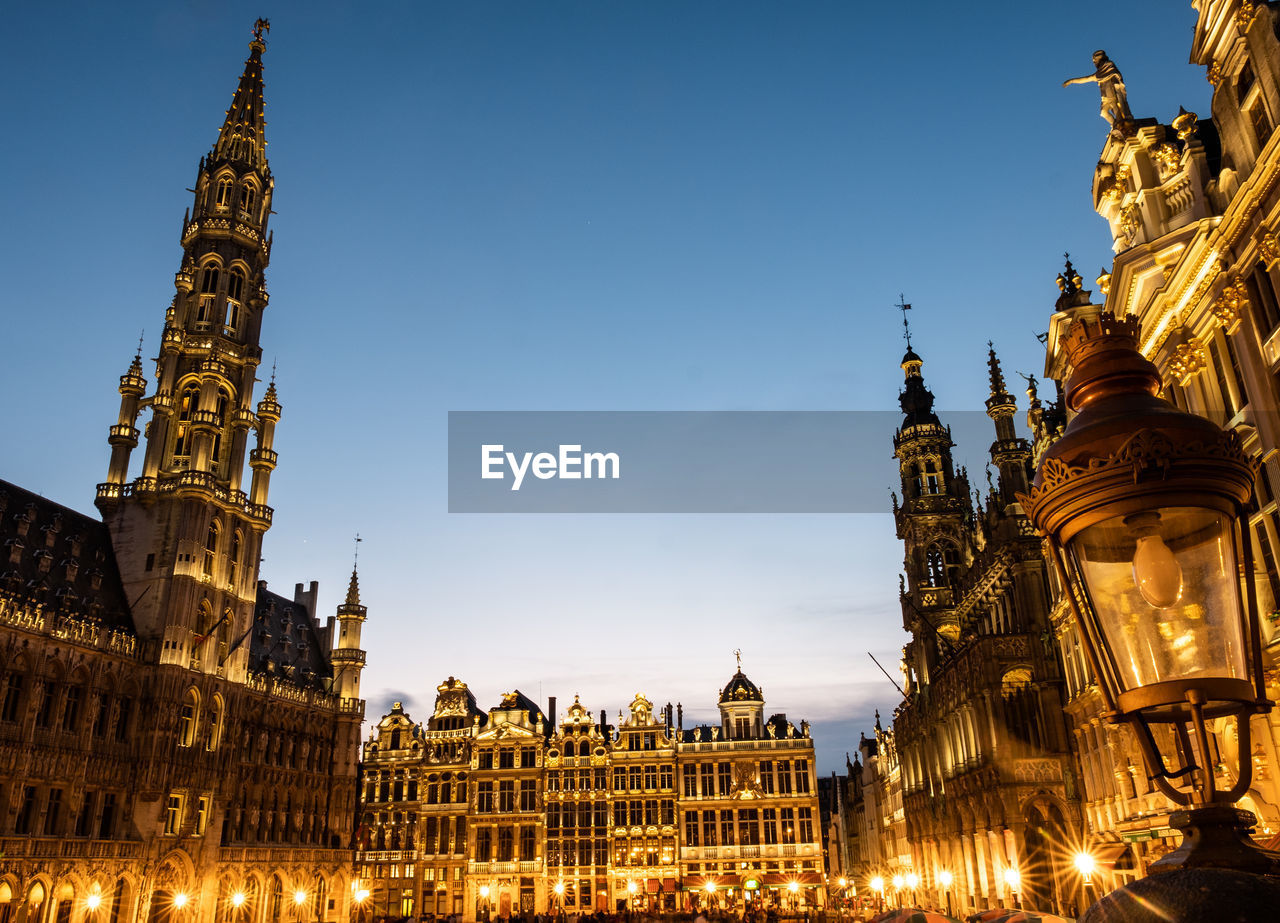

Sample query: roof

[0,479,133,631]
[249,584,334,691]
[719,668,763,703]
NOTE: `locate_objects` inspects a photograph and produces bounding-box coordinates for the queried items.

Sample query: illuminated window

[164,793,185,835]
[240,185,256,219]
[203,522,219,578]
[196,795,210,835]
[206,694,224,751]
[215,177,233,210]
[178,688,200,747]
[229,531,242,585]
[172,384,200,459]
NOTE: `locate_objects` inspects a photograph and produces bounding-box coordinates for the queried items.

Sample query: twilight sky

[1,1,1213,773]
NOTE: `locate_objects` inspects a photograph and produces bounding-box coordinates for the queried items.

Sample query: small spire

[987,342,1008,397]
[344,566,361,608]
[262,359,278,402]
[213,21,270,169]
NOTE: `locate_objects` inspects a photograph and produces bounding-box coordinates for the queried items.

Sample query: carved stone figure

[1063,50,1132,127]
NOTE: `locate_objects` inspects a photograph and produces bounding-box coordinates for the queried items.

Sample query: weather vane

[354,533,362,567]
[136,329,145,359]
[253,18,270,42]
[895,294,913,348]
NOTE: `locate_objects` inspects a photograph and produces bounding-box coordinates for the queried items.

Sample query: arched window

[924,542,957,588]
[215,177,234,211]
[204,522,220,578]
[173,383,200,460]
[206,693,224,752]
[225,268,246,334]
[210,388,232,468]
[178,687,200,747]
[228,531,242,586]
[239,185,257,220]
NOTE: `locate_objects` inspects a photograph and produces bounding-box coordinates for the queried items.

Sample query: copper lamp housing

[1023,313,1277,873]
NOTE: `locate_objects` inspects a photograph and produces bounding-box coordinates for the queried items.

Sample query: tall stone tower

[95,23,278,681]
[891,332,974,687]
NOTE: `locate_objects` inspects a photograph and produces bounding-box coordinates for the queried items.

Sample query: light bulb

[1132,533,1182,608]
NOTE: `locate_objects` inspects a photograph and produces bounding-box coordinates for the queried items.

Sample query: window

[628,800,642,826]
[659,765,673,790]
[643,765,657,791]
[702,812,717,846]
[178,688,199,747]
[778,760,793,794]
[795,759,811,793]
[613,767,626,790]
[519,825,536,861]
[16,786,36,834]
[35,684,55,727]
[196,795,210,835]
[759,761,774,794]
[798,807,813,842]
[475,827,492,861]
[498,780,515,812]
[498,749,514,769]
[613,802,626,827]
[74,791,95,837]
[229,531,242,586]
[738,808,759,845]
[215,177,233,209]
[734,717,750,738]
[200,264,220,294]
[478,750,494,769]
[699,763,713,795]
[226,269,246,333]
[520,746,536,767]
[206,695,224,751]
[165,793,185,835]
[628,766,642,791]
[44,789,63,836]
[547,771,560,793]
[476,781,494,813]
[1247,263,1280,333]
[719,809,735,846]
[173,384,200,458]
[240,184,256,219]
[519,779,536,811]
[684,811,699,846]
[682,765,697,797]
[61,686,81,732]
[762,808,778,845]
[1,673,23,722]
[717,762,731,795]
[497,827,514,861]
[781,808,795,844]
[99,792,117,838]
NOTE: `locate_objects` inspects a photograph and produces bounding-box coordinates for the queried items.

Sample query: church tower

[96,23,278,679]
[891,316,973,687]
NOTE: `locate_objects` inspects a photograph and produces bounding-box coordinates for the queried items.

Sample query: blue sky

[1,1,1213,772]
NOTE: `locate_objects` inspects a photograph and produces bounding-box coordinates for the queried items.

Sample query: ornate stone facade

[0,26,366,923]
[876,338,1081,916]
[1032,0,1280,897]
[356,670,824,922]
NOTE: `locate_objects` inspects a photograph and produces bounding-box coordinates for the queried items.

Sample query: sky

[0,1,1215,773]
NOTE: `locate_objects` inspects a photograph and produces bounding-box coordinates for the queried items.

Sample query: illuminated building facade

[357,669,823,921]
[0,25,366,923]
[1031,0,1280,897]
[883,339,1081,916]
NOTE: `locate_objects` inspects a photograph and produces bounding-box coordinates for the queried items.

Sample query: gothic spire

[345,566,361,607]
[987,341,1010,401]
[212,22,270,170]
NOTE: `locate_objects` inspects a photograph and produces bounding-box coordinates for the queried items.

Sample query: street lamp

[553,881,565,921]
[937,870,953,917]
[1025,312,1280,919]
[1003,868,1020,910]
[293,889,308,923]
[891,875,904,909]
[85,894,102,915]
[904,873,918,906]
[353,889,370,923]
[479,885,491,923]
[868,877,884,913]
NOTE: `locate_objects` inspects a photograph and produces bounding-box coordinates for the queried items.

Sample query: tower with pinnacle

[95,23,279,678]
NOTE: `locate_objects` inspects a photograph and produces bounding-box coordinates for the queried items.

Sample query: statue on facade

[1063,50,1132,127]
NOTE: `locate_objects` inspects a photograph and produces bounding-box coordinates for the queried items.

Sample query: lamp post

[353,888,370,923]
[1074,851,1096,916]
[890,875,903,910]
[478,885,491,923]
[868,876,884,914]
[293,888,309,923]
[937,870,953,917]
[905,873,918,908]
[1002,868,1020,911]
[1024,312,1280,921]
[787,879,799,915]
[553,881,565,922]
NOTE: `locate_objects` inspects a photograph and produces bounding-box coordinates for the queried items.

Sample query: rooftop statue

[1063,50,1132,128]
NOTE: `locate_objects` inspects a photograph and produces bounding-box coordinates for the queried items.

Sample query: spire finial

[896,294,913,349]
[252,17,270,43]
[354,532,362,567]
[270,358,277,385]
[987,342,1008,396]
[136,329,145,360]
[734,648,742,671]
